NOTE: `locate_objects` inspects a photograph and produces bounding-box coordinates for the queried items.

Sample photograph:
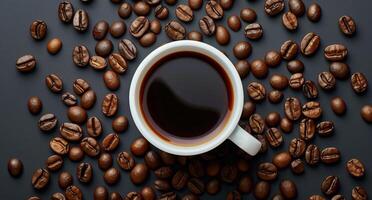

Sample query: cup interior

[129,41,244,156]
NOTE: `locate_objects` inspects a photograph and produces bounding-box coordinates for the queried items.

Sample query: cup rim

[129,40,244,156]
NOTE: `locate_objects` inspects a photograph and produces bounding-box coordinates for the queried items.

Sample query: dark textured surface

[0,0,371,199]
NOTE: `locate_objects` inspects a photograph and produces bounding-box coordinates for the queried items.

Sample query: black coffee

[140,51,233,145]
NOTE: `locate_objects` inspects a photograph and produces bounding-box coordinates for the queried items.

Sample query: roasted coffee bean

[330,97,346,115]
[159,192,177,200]
[133,1,151,16]
[140,186,156,200]
[159,151,176,165]
[233,41,252,59]
[95,39,113,57]
[109,53,127,74]
[139,32,157,47]
[68,146,84,162]
[93,186,108,200]
[76,162,92,183]
[16,54,36,72]
[45,38,61,54]
[130,16,150,38]
[329,62,349,79]
[360,105,372,122]
[282,12,298,31]
[39,113,58,131]
[110,21,126,38]
[287,60,304,73]
[339,15,356,36]
[220,164,238,183]
[352,186,368,200]
[199,16,215,36]
[206,179,220,194]
[51,192,66,200]
[265,128,283,148]
[205,0,223,19]
[58,1,74,23]
[301,32,321,56]
[288,0,305,16]
[73,9,89,32]
[237,176,252,193]
[28,96,42,114]
[112,115,128,133]
[62,92,77,107]
[302,101,322,119]
[154,4,169,20]
[154,179,171,192]
[280,117,293,133]
[215,25,230,45]
[265,50,282,67]
[32,168,50,189]
[317,121,334,136]
[324,44,348,62]
[102,133,120,152]
[270,74,288,90]
[30,20,47,40]
[321,147,340,164]
[188,0,202,10]
[50,137,69,155]
[118,2,132,19]
[104,167,120,185]
[281,40,298,60]
[280,180,297,199]
[269,90,283,104]
[272,152,291,169]
[321,176,340,196]
[60,123,82,142]
[67,106,87,124]
[86,116,102,137]
[351,72,368,94]
[249,114,265,134]
[265,112,281,127]
[98,153,113,171]
[240,8,256,22]
[305,144,320,165]
[46,74,63,93]
[172,170,189,190]
[346,158,365,178]
[247,82,266,101]
[130,137,150,156]
[117,151,135,170]
[8,158,23,177]
[265,0,284,16]
[188,159,205,178]
[251,59,268,78]
[284,97,302,121]
[220,0,233,10]
[80,90,96,109]
[254,181,271,199]
[102,93,118,117]
[299,118,316,141]
[93,20,109,40]
[176,4,193,22]
[187,178,205,195]
[165,20,186,40]
[289,138,306,158]
[307,3,322,22]
[58,171,73,189]
[103,70,120,91]
[302,80,318,99]
[144,151,160,170]
[187,31,203,41]
[72,45,90,67]
[118,39,137,61]
[80,137,100,157]
[73,79,90,96]
[65,185,83,200]
[290,159,305,174]
[89,56,107,70]
[244,23,263,40]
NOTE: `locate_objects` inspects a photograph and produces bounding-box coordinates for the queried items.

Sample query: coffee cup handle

[228,125,261,156]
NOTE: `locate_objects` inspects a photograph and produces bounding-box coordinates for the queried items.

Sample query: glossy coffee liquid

[140,51,233,145]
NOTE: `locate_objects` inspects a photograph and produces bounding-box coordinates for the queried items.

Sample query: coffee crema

[140,51,233,146]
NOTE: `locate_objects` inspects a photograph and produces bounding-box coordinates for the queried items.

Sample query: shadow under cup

[139,51,235,146]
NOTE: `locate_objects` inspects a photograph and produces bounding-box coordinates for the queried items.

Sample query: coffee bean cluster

[9,0,370,200]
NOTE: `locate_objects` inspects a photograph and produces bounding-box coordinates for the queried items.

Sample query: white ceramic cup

[129,40,261,156]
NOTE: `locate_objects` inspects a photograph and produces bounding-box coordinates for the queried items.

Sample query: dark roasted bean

[16,54,36,72]
[301,32,321,56]
[339,15,356,36]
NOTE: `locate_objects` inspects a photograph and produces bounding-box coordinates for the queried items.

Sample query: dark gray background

[0,0,371,199]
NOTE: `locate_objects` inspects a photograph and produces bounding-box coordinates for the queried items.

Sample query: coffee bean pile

[9,0,371,200]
